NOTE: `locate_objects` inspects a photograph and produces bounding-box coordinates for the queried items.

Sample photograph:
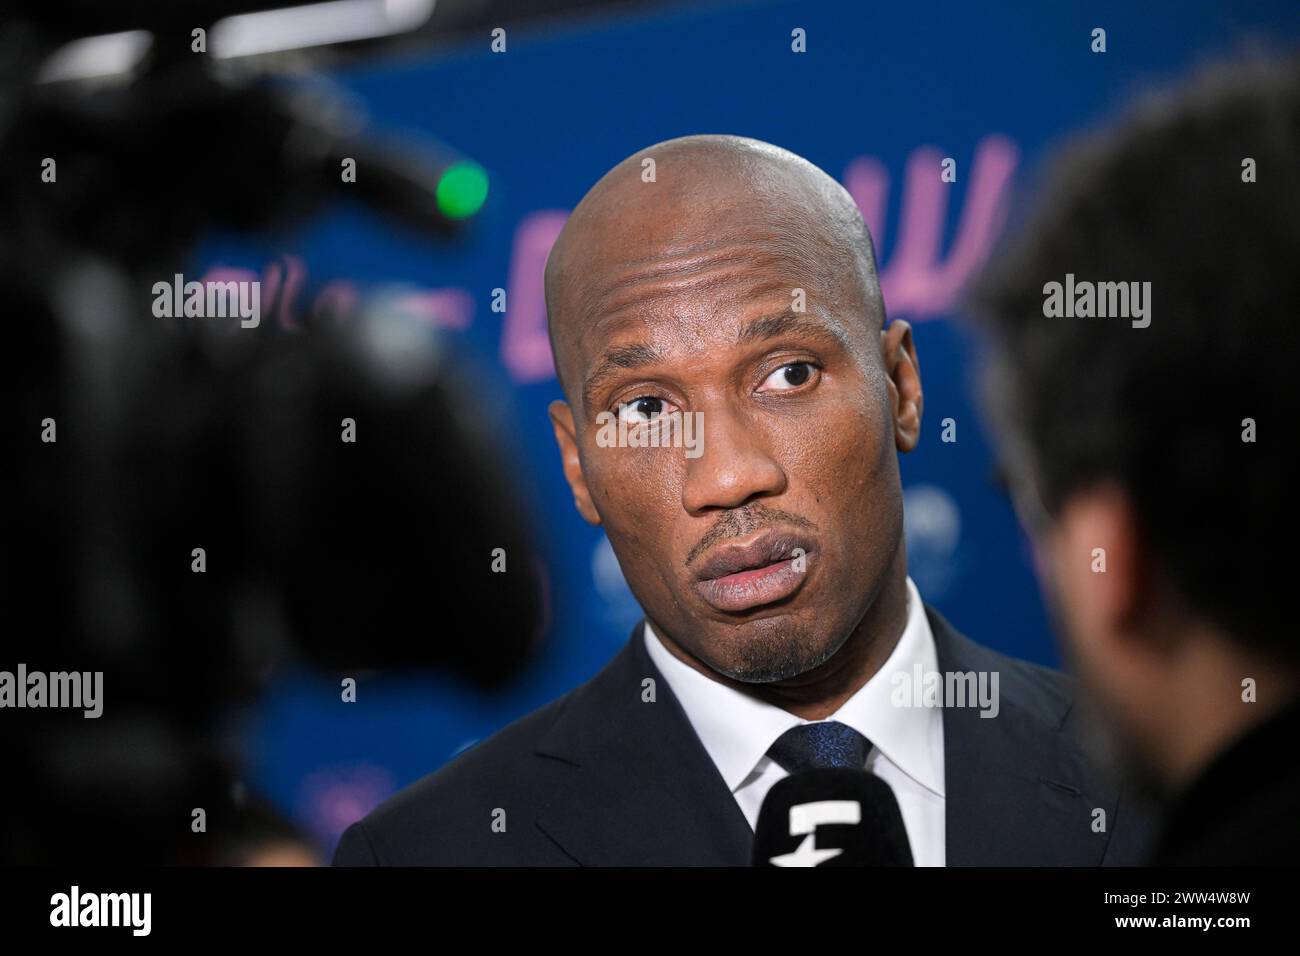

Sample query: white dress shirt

[643,575,946,866]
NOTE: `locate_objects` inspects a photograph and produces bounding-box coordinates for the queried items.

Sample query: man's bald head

[544,134,883,407]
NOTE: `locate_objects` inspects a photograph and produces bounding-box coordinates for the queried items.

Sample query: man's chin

[701,618,847,684]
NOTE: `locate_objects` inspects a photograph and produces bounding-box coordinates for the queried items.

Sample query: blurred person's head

[968,55,1300,801]
[544,135,923,711]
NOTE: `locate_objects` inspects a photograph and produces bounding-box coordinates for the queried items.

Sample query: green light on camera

[436,161,488,220]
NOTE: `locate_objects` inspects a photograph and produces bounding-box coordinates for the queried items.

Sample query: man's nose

[681,404,786,515]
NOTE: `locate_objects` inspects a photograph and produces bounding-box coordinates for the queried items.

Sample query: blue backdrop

[198,0,1300,851]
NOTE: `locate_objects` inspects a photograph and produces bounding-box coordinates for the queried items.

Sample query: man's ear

[1045,484,1149,649]
[548,399,602,526]
[881,319,923,452]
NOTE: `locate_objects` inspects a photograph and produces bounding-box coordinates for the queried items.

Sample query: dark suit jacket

[333,606,1153,865]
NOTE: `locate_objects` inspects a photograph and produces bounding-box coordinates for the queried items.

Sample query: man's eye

[759,362,819,392]
[616,396,672,424]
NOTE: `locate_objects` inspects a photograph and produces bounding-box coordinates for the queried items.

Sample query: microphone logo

[752,769,914,866]
[768,799,862,867]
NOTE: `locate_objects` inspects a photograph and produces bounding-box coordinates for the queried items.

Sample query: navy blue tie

[767,720,872,774]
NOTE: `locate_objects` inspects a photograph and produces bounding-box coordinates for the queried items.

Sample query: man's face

[549,216,920,684]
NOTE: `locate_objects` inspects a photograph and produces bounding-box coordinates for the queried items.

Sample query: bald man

[334,135,1151,867]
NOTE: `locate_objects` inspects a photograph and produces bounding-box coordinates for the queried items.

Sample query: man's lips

[691,529,814,613]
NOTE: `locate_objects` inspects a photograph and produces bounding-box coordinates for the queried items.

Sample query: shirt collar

[643,576,945,798]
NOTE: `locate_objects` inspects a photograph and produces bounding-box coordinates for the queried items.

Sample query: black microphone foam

[752,768,914,866]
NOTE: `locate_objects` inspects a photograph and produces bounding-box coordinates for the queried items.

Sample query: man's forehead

[547,136,880,401]
[558,242,848,385]
[580,236,845,327]
[587,304,854,353]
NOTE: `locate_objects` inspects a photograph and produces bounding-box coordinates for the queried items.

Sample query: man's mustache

[685,503,818,567]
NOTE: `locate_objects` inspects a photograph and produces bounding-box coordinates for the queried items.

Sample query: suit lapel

[530,610,1119,866]
[929,606,1116,865]
[531,621,754,865]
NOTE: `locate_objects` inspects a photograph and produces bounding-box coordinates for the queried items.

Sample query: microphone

[752,768,914,866]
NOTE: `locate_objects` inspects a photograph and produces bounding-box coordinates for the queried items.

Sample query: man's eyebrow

[582,343,665,410]
[737,312,853,349]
